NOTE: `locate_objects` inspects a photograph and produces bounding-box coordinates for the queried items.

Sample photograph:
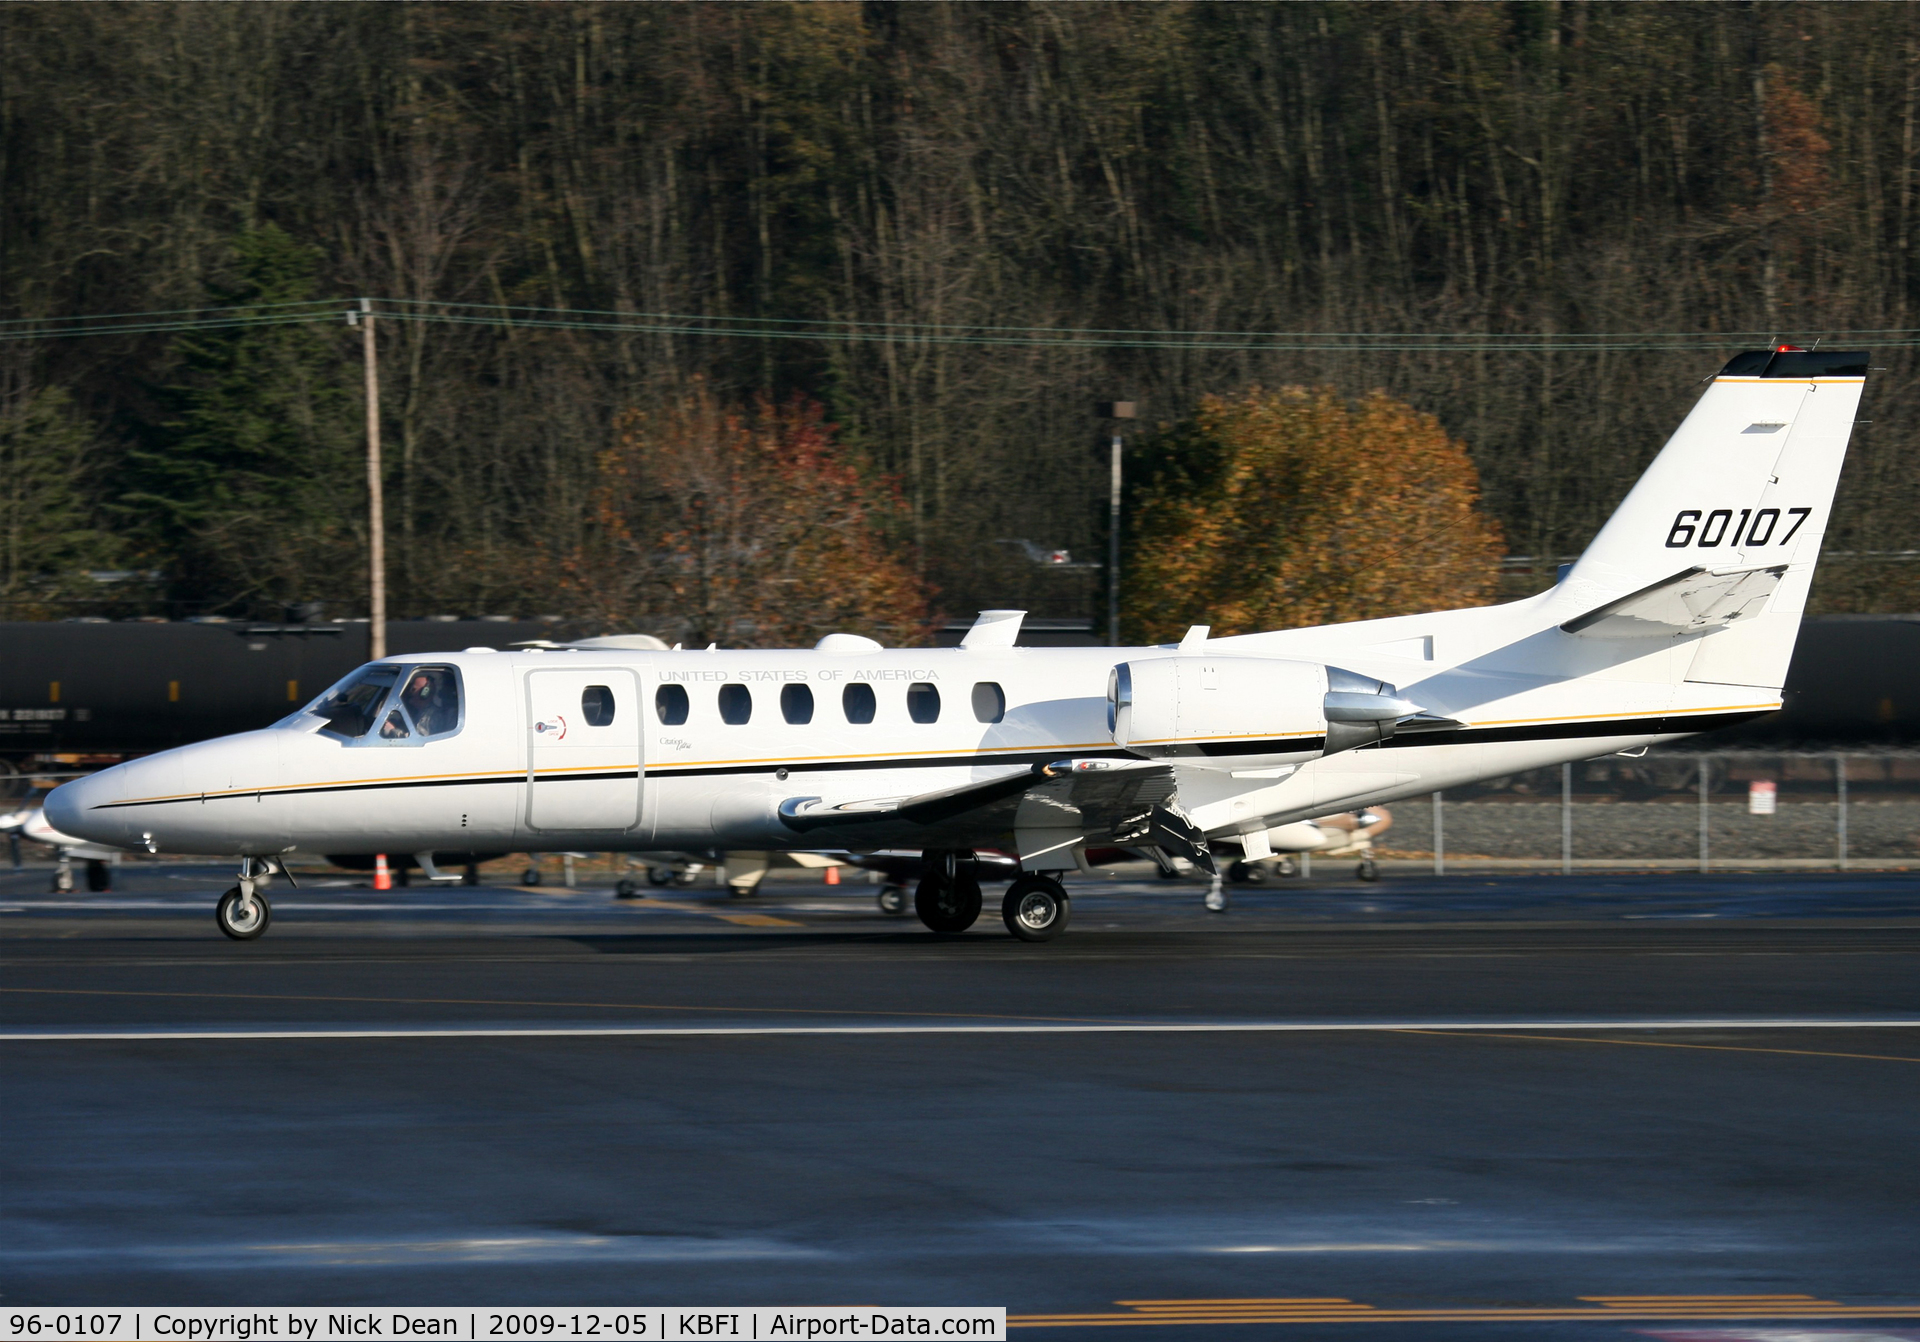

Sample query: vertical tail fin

[1552,348,1867,688]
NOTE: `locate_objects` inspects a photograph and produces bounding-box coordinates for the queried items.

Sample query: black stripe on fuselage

[88,710,1771,811]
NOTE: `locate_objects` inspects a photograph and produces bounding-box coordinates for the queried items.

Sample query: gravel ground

[1375,799,1920,861]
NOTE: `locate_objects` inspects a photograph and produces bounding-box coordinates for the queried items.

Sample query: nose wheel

[216,886,271,940]
[215,857,277,940]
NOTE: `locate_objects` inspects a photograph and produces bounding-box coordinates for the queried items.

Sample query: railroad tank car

[0,615,1916,780]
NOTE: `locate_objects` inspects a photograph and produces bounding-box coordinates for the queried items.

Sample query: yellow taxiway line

[1009,1294,1920,1327]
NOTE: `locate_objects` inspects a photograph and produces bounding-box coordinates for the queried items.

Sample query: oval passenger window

[842,682,876,725]
[655,684,690,726]
[781,683,814,724]
[907,682,940,724]
[581,685,616,727]
[718,683,752,725]
[971,681,1005,724]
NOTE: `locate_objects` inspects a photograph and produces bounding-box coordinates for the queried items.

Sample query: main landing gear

[914,850,983,933]
[1001,874,1070,942]
[912,851,1071,941]
[216,857,276,941]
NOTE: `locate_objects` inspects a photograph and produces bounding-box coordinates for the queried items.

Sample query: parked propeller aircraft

[0,803,120,892]
[47,347,1868,942]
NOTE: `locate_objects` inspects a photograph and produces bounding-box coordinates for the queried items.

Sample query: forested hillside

[3,2,1918,632]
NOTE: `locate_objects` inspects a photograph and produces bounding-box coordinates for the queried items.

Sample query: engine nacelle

[1107,656,1423,763]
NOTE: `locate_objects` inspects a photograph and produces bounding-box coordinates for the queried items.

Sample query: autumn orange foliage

[550,384,934,647]
[1122,386,1503,644]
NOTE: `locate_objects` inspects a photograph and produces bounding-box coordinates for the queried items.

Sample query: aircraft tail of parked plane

[45,347,1871,942]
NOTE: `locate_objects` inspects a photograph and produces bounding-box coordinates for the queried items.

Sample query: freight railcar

[0,619,554,768]
[0,614,1916,778]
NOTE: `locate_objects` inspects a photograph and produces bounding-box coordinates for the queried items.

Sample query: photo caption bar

[1,1312,1005,1342]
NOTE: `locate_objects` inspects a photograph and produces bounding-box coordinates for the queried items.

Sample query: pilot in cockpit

[399,668,457,737]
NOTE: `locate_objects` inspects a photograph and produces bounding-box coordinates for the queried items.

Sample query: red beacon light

[1776,343,1806,352]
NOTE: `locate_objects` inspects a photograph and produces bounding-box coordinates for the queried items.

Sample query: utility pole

[1096,401,1136,647]
[353,297,386,660]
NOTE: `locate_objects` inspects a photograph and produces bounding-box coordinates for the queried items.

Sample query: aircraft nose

[44,767,129,847]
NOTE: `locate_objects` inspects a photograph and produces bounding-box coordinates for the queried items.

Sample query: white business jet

[46,347,1867,942]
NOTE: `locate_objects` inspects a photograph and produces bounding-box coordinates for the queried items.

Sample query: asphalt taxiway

[3,863,1919,1339]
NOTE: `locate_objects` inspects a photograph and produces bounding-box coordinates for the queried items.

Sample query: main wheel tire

[614,877,639,899]
[522,866,542,886]
[1356,859,1381,882]
[877,884,909,916]
[1241,861,1270,885]
[1275,856,1298,878]
[914,873,982,934]
[646,865,675,886]
[1226,860,1251,884]
[85,859,112,892]
[1002,876,1070,942]
[216,886,271,940]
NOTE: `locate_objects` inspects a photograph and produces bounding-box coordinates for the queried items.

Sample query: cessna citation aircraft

[46,347,1868,942]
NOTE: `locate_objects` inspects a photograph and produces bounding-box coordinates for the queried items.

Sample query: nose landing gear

[216,857,276,941]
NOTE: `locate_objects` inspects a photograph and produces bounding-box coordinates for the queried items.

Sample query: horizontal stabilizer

[1561,565,1785,639]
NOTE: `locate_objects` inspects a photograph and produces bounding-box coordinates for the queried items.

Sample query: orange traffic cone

[825,864,841,886]
[374,854,391,891]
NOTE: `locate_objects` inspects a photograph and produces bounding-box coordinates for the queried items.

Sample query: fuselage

[43,596,1774,863]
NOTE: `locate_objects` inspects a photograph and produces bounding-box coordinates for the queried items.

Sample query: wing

[775,757,1176,849]
[777,765,1045,834]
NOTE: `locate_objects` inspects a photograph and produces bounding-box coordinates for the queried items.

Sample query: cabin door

[524,667,643,831]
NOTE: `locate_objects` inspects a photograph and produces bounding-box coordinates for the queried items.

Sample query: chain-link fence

[1377,751,1920,870]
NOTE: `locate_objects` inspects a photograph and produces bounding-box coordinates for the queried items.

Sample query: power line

[0,297,1914,352]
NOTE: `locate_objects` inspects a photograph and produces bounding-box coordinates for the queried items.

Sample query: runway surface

[4,862,1920,1339]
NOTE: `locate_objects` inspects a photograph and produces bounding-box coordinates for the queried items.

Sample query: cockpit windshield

[309,665,401,739]
[296,662,464,742]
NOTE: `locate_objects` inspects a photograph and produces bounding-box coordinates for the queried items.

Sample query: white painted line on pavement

[2,1018,1919,1043]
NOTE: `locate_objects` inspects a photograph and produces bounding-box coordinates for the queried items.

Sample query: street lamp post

[1096,400,1136,647]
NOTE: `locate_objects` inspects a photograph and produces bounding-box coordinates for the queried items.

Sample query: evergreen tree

[0,386,120,617]
[122,226,361,615]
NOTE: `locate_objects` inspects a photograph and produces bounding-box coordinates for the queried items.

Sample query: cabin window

[781,683,814,724]
[581,684,616,727]
[971,681,1006,724]
[907,682,941,724]
[842,682,876,725]
[718,683,752,725]
[313,665,399,739]
[655,684,689,725]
